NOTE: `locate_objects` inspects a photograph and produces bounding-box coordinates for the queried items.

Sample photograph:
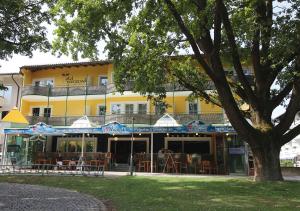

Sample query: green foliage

[0,83,8,91]
[51,0,299,100]
[0,0,52,59]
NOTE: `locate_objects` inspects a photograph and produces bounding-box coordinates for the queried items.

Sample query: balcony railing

[22,82,215,97]
[26,113,225,126]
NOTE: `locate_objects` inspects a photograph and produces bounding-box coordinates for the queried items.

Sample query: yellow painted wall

[22,64,113,87]
[21,62,222,118]
[21,96,222,117]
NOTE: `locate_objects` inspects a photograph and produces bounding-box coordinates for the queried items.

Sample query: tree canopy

[0,0,52,60]
[51,0,300,181]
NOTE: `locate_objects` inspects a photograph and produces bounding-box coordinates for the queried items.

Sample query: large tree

[0,0,52,60]
[51,0,300,181]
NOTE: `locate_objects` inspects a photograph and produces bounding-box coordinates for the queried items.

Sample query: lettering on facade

[62,73,86,85]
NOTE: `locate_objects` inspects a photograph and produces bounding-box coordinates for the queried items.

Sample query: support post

[2,134,8,165]
[84,78,88,115]
[104,84,107,124]
[129,117,135,176]
[46,84,51,124]
[151,132,153,173]
[64,86,69,126]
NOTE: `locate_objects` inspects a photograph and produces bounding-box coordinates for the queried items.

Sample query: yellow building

[13,60,245,174]
[20,61,224,126]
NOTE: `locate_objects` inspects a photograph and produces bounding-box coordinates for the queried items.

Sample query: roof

[0,72,21,76]
[1,107,29,124]
[20,60,111,72]
[154,113,181,127]
[70,116,96,128]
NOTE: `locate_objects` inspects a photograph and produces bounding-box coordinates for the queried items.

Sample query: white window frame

[98,75,108,86]
[137,103,147,114]
[186,99,200,114]
[110,101,150,115]
[30,106,53,117]
[111,103,122,114]
[32,78,55,87]
[97,104,106,115]
[125,103,134,114]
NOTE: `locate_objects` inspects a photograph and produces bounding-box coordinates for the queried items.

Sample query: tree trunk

[250,139,283,181]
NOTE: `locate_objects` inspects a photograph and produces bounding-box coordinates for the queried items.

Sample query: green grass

[0,175,300,210]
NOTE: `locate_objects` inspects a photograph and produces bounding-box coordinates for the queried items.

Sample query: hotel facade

[4,61,249,174]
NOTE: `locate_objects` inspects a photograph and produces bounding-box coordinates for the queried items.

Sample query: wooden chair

[201,160,217,174]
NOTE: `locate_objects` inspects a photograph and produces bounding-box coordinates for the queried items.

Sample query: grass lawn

[0,175,299,210]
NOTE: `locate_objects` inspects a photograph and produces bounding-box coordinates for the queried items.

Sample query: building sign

[102,122,131,134]
[62,73,86,85]
[5,121,236,135]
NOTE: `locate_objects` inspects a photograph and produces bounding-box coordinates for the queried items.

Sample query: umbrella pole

[25,138,29,165]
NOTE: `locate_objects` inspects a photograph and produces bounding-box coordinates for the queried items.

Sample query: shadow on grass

[0,175,299,210]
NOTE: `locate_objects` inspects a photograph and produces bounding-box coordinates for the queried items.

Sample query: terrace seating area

[34,152,111,171]
[30,151,223,175]
[134,152,222,174]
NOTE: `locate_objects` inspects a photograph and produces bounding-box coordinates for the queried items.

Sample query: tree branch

[275,79,300,135]
[217,0,258,108]
[270,82,293,110]
[282,124,300,145]
[163,0,217,81]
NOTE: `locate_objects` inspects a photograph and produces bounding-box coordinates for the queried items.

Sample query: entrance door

[112,141,147,163]
[115,141,131,163]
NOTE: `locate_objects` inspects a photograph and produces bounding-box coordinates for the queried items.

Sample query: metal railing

[26,113,225,126]
[22,82,215,97]
[0,164,104,176]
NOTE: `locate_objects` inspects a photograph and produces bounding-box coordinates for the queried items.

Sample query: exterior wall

[20,63,223,125]
[22,64,112,87]
[0,74,23,119]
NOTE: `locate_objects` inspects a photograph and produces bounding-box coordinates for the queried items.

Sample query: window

[155,102,166,115]
[58,138,96,153]
[34,79,54,87]
[189,102,198,114]
[98,105,106,115]
[43,108,51,117]
[138,104,147,114]
[99,76,108,86]
[111,104,121,114]
[125,104,134,114]
[32,108,40,116]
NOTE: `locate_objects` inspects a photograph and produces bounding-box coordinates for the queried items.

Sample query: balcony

[22,85,107,97]
[26,113,225,126]
[22,82,208,97]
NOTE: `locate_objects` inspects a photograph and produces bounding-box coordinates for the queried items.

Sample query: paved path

[0,183,107,211]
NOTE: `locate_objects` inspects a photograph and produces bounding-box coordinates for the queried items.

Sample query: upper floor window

[99,76,108,86]
[125,104,134,114]
[111,104,121,114]
[138,104,147,114]
[34,79,54,87]
[188,102,198,114]
[98,105,106,115]
[32,107,40,116]
[43,108,51,118]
